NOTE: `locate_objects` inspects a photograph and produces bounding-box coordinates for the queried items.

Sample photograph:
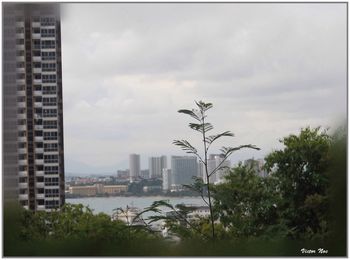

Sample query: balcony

[23,205,29,210]
[18,159,27,165]
[36,182,45,189]
[17,90,26,96]
[33,68,42,73]
[32,33,41,39]
[32,56,41,62]
[33,79,42,84]
[16,56,25,62]
[16,21,24,27]
[16,44,25,50]
[16,32,24,39]
[33,90,42,96]
[34,136,43,142]
[16,79,25,85]
[35,147,44,153]
[18,182,28,189]
[34,125,43,130]
[18,125,27,131]
[37,205,46,211]
[35,159,44,164]
[19,194,28,200]
[18,148,27,154]
[19,171,28,177]
[32,22,40,27]
[16,67,25,73]
[36,170,44,176]
[17,102,26,108]
[18,136,26,142]
[17,113,26,120]
[34,102,42,108]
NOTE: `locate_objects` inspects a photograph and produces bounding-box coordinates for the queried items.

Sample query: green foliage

[213,164,284,239]
[264,127,331,239]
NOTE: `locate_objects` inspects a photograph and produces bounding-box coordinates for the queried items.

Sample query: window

[16,27,24,33]
[33,50,41,57]
[45,189,60,198]
[17,62,25,68]
[16,73,25,79]
[42,74,56,83]
[33,74,41,80]
[32,27,40,34]
[43,85,56,94]
[43,120,57,129]
[43,97,57,106]
[44,154,58,163]
[41,40,55,49]
[34,85,42,91]
[43,131,58,140]
[42,63,56,72]
[45,177,59,186]
[41,17,55,26]
[44,166,59,174]
[41,51,55,61]
[16,39,24,45]
[41,28,55,37]
[16,50,24,56]
[43,108,57,117]
[44,143,58,152]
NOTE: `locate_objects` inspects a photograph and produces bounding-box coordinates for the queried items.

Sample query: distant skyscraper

[202,154,231,184]
[129,154,140,182]
[162,168,171,191]
[149,155,167,179]
[3,3,65,211]
[171,156,197,186]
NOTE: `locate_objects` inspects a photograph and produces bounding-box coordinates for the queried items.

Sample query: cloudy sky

[61,3,346,175]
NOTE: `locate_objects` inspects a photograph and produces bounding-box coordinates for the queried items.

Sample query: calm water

[66,196,206,216]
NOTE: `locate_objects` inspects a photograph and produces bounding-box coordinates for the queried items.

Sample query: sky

[60,3,347,175]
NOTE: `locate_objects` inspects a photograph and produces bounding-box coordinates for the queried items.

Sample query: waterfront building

[162,168,171,191]
[149,155,167,179]
[170,156,197,186]
[3,3,65,211]
[129,154,140,182]
[69,184,128,197]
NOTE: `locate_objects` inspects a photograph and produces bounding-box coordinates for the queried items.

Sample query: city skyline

[61,3,346,174]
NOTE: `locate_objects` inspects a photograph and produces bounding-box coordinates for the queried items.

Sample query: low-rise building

[69,184,128,197]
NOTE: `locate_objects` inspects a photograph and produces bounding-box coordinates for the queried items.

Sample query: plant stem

[201,110,215,240]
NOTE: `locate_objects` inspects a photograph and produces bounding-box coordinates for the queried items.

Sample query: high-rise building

[149,155,167,179]
[3,3,65,211]
[162,168,171,191]
[129,154,140,182]
[171,156,197,186]
[201,154,231,184]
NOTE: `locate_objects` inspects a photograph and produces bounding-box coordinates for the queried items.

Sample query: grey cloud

[61,3,346,172]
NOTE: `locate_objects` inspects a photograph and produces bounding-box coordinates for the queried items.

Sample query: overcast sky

[61,3,346,175]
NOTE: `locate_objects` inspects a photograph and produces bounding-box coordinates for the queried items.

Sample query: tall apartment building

[3,3,65,211]
[149,155,167,179]
[201,154,231,184]
[129,154,140,182]
[170,156,197,186]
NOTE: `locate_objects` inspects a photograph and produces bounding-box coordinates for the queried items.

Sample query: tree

[264,127,331,239]
[173,101,259,239]
[213,164,282,239]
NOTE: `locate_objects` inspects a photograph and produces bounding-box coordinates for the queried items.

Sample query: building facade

[3,3,65,211]
[129,154,140,182]
[170,156,197,186]
[149,155,167,179]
